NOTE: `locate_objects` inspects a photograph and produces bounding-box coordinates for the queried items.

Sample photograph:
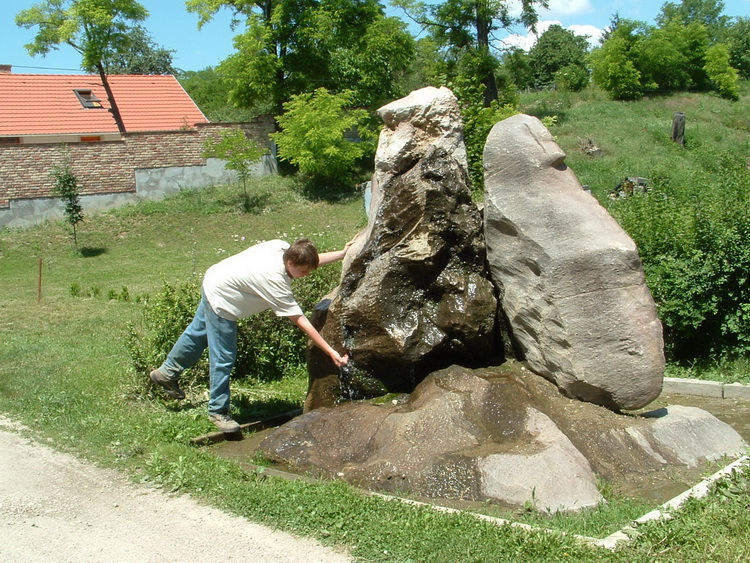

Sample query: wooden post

[671,112,686,147]
[37,257,42,304]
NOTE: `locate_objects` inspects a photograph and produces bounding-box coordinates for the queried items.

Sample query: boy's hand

[331,351,349,367]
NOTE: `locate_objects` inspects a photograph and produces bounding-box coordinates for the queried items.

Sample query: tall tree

[105,25,177,75]
[187,0,414,115]
[527,24,589,89]
[393,0,548,106]
[16,0,149,133]
[656,0,731,41]
[727,17,750,79]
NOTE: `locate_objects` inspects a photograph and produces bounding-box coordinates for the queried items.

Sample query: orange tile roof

[0,73,208,136]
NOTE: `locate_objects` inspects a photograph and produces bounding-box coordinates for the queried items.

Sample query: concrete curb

[661,377,750,400]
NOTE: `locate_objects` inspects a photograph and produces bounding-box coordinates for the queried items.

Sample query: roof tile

[0,74,208,136]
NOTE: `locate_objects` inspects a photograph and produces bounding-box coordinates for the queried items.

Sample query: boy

[150,237,350,432]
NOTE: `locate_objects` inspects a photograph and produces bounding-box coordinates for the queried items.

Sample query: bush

[126,264,343,394]
[704,44,740,101]
[272,88,376,189]
[607,155,750,359]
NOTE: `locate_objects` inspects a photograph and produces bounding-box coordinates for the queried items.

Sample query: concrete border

[661,377,750,399]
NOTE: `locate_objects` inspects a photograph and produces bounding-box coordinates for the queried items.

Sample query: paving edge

[661,377,750,400]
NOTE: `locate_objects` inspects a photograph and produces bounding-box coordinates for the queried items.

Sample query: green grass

[2,102,750,561]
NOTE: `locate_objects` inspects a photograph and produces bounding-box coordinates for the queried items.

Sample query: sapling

[203,128,265,211]
[52,149,84,247]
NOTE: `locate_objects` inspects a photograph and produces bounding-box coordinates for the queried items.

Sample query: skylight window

[74,89,103,109]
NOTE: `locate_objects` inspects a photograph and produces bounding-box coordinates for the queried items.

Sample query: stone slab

[661,377,723,398]
[723,382,750,400]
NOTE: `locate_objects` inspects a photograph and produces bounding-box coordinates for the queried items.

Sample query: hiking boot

[149,369,185,400]
[209,413,241,433]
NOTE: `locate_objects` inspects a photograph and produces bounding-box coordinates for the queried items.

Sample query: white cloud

[498,19,604,52]
[568,24,605,47]
[544,0,595,17]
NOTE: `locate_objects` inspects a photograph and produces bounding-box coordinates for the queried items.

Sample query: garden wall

[0,116,276,229]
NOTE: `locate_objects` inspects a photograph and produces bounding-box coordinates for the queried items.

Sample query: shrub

[272,88,376,189]
[704,44,740,101]
[607,155,750,359]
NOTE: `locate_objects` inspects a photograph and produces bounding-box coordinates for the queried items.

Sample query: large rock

[483,114,665,411]
[261,364,747,513]
[305,87,498,410]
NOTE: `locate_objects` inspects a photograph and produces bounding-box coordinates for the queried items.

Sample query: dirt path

[0,416,352,563]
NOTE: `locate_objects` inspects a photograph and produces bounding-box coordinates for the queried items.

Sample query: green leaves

[51,147,84,247]
[16,0,148,71]
[272,88,375,187]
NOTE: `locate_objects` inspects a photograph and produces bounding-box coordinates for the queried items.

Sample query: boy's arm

[317,234,359,266]
[289,314,349,367]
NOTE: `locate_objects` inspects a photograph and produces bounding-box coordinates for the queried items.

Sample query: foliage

[589,30,644,100]
[527,24,590,90]
[272,88,376,189]
[704,43,740,100]
[178,68,265,121]
[188,0,414,115]
[656,0,732,43]
[606,153,750,359]
[727,17,750,79]
[202,128,266,209]
[15,0,149,132]
[553,64,590,92]
[393,0,547,105]
[502,47,535,91]
[51,149,84,247]
[104,25,177,74]
[452,79,517,195]
[590,12,740,100]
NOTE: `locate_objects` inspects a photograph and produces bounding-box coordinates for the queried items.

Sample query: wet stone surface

[209,379,750,508]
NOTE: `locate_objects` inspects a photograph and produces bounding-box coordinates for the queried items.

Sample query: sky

[2,0,749,75]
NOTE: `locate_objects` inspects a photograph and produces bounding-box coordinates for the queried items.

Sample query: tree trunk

[476,11,498,107]
[96,62,126,134]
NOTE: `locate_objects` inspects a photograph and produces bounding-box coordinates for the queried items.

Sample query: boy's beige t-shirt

[202,239,303,321]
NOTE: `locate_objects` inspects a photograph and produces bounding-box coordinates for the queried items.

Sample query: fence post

[671,112,686,147]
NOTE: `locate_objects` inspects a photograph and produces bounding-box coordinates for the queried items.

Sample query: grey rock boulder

[483,114,665,411]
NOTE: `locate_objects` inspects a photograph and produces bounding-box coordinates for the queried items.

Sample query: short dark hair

[283,237,319,269]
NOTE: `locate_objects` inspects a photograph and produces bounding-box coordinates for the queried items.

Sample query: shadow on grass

[79,246,107,257]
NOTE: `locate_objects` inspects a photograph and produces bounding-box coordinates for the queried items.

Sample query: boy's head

[284,237,319,278]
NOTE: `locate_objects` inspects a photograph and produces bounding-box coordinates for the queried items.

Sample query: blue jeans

[159,293,238,415]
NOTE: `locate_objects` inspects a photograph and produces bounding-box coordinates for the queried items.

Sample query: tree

[727,17,750,79]
[179,68,263,121]
[52,149,84,247]
[393,0,548,106]
[656,0,731,43]
[589,19,646,100]
[187,0,414,115]
[502,47,534,90]
[704,43,740,100]
[202,128,266,208]
[271,88,375,188]
[527,24,589,90]
[16,0,148,133]
[105,25,177,75]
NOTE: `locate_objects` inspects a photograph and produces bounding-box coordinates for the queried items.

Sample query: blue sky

[2,0,749,74]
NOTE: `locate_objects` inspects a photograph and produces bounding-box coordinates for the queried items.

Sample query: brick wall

[0,115,275,209]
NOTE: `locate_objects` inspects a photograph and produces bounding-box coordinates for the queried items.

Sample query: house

[0,66,276,228]
[0,68,210,143]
